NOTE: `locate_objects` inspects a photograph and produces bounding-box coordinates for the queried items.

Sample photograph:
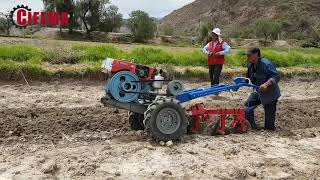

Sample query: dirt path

[0,78,319,179]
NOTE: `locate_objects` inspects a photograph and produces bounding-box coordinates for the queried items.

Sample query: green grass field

[0,41,319,80]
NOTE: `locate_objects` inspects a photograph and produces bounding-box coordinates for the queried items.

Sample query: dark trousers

[209,64,223,86]
[245,93,278,130]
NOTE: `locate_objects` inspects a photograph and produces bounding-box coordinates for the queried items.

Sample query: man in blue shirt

[245,48,281,131]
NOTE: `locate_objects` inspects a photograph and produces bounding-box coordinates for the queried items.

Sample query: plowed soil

[0,77,319,179]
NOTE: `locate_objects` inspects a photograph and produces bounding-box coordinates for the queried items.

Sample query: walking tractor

[101,58,259,141]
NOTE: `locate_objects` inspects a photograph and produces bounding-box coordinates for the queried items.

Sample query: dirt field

[0,77,319,179]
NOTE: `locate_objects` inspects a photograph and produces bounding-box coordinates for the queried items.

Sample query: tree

[0,18,7,35]
[255,19,282,46]
[43,0,76,33]
[0,12,11,36]
[199,23,213,45]
[99,5,122,33]
[161,24,174,36]
[76,0,109,35]
[128,10,156,42]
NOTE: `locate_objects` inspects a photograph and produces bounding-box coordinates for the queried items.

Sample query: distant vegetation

[0,12,10,36]
[1,44,320,80]
[0,0,319,81]
[255,19,282,46]
[160,0,320,48]
[0,0,157,43]
[161,25,175,36]
[127,11,157,42]
[2,44,320,68]
[42,0,123,35]
[1,0,319,48]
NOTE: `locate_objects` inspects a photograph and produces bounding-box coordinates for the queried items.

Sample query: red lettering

[28,12,32,25]
[48,12,59,26]
[41,12,46,26]
[17,9,27,26]
[33,12,39,25]
[60,12,69,26]
[16,9,69,27]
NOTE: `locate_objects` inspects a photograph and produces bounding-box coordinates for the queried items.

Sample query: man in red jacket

[203,28,231,86]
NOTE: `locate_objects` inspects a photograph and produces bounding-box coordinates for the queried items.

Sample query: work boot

[252,125,264,131]
[264,127,276,131]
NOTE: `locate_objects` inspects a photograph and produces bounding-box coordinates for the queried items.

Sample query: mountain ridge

[160,0,320,39]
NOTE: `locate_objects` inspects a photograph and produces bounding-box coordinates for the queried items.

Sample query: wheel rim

[107,71,141,103]
[156,108,181,135]
[168,80,185,96]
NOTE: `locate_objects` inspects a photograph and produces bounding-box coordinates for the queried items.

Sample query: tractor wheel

[167,80,185,96]
[129,112,145,131]
[145,98,187,141]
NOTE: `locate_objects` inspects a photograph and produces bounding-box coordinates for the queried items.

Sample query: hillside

[161,0,320,39]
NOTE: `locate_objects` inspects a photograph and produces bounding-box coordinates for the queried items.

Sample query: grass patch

[262,49,320,67]
[0,59,52,78]
[74,45,208,66]
[266,48,320,55]
[226,49,247,67]
[0,44,320,80]
[0,45,44,62]
[73,44,320,68]
[130,47,175,65]
[73,44,127,63]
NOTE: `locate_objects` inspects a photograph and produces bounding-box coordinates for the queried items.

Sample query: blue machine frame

[175,77,259,103]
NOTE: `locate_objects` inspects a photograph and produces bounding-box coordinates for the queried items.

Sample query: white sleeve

[203,43,210,54]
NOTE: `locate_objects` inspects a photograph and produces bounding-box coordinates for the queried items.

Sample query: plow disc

[187,103,251,135]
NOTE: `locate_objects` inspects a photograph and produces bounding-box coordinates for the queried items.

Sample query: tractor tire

[129,112,145,131]
[167,80,185,96]
[144,98,188,141]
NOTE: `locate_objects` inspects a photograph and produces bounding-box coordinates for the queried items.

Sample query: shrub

[44,50,81,64]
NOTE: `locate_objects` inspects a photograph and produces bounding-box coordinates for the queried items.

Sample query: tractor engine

[102,58,176,103]
[105,58,156,80]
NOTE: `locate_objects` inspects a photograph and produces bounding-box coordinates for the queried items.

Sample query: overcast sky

[0,0,43,13]
[111,0,194,18]
[0,0,194,18]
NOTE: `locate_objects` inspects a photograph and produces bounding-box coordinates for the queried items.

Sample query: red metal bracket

[187,103,248,135]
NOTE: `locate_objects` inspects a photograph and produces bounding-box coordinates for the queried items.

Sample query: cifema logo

[10,5,69,28]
